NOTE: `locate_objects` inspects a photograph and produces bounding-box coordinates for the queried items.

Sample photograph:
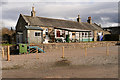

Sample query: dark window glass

[38,33,40,36]
[85,33,87,37]
[46,32,48,35]
[89,32,92,35]
[89,32,92,37]
[35,33,37,36]
[35,32,41,36]
[72,33,75,35]
[82,33,84,35]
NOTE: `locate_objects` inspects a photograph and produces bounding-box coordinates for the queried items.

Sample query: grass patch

[1,44,15,46]
[2,65,22,70]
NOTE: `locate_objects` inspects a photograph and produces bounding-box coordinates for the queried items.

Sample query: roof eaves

[25,26,43,31]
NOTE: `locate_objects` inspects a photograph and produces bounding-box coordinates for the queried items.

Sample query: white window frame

[89,32,93,37]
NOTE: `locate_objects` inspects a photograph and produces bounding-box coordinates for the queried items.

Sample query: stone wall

[1,41,119,54]
[38,41,119,52]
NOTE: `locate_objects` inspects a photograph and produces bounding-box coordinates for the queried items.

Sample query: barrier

[2,47,4,59]
[106,43,109,56]
[61,46,65,58]
[2,41,118,62]
[85,47,87,57]
[7,46,10,61]
[36,47,39,59]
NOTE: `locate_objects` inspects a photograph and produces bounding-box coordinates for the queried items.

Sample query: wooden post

[62,46,65,58]
[85,47,87,57]
[106,43,109,56]
[36,48,39,59]
[2,47,4,59]
[79,32,80,42]
[43,44,44,53]
[82,32,83,42]
[42,31,43,44]
[68,31,70,43]
[75,32,76,42]
[7,46,10,61]
[88,32,90,42]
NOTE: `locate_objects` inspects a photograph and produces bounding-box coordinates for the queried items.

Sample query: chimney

[31,6,36,17]
[87,16,92,24]
[77,15,81,23]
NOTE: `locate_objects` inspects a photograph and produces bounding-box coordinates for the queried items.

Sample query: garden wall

[1,41,119,54]
[39,41,119,52]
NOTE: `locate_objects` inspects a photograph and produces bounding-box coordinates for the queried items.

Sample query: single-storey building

[103,26,120,41]
[16,7,109,44]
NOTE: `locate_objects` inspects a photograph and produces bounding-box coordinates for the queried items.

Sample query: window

[35,32,41,36]
[46,28,48,32]
[82,33,84,36]
[57,31,60,37]
[85,33,87,37]
[89,32,92,35]
[46,32,48,35]
[72,33,75,35]
[89,32,92,37]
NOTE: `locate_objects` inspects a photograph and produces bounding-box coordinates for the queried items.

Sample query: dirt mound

[55,59,71,66]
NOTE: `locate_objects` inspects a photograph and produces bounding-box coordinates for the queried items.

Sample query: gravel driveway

[2,46,119,78]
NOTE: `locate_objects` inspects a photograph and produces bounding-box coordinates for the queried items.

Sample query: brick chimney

[77,15,81,23]
[87,16,92,24]
[31,6,36,17]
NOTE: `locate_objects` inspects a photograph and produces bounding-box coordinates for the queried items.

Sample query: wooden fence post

[106,43,109,56]
[61,46,65,58]
[7,46,10,61]
[85,47,87,57]
[36,48,39,59]
[42,44,44,53]
[2,47,4,59]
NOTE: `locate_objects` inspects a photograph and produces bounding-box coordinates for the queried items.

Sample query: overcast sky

[0,0,119,29]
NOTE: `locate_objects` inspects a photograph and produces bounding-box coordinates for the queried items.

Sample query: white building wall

[27,30,42,44]
[69,32,72,39]
[75,32,79,40]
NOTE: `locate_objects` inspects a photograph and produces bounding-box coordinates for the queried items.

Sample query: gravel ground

[2,46,119,78]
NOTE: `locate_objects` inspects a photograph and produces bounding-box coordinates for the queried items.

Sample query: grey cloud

[1,2,118,28]
[0,1,8,7]
[2,7,30,20]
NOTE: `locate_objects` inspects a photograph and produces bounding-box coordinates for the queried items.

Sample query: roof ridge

[23,15,83,24]
[22,14,103,31]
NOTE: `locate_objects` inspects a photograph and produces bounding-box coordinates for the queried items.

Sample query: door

[57,31,60,37]
[19,34,23,43]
